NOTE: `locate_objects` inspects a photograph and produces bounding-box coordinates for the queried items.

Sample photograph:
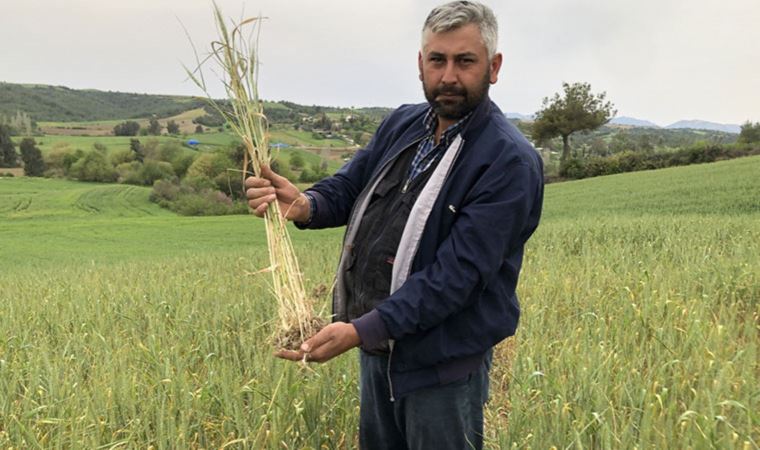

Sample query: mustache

[433,85,467,97]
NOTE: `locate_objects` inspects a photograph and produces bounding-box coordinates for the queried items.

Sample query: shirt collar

[422,107,473,144]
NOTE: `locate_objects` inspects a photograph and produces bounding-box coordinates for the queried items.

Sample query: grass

[1,156,758,448]
[269,127,348,148]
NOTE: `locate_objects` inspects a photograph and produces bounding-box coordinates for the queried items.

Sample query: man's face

[419,23,502,122]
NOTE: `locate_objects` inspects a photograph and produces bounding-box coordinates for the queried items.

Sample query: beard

[423,70,491,120]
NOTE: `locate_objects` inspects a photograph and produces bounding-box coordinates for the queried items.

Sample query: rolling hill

[0,82,206,122]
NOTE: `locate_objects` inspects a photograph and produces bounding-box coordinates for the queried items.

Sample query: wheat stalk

[183,3,322,348]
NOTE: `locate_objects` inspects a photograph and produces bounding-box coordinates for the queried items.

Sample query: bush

[558,158,586,178]
[150,179,182,204]
[213,171,244,199]
[117,160,176,186]
[140,160,176,185]
[149,178,247,216]
[113,121,140,136]
[109,148,135,166]
[270,158,295,181]
[186,152,234,180]
[183,175,217,192]
[290,153,305,169]
[116,161,142,184]
[171,154,196,178]
[558,143,760,181]
[151,142,183,163]
[68,151,117,182]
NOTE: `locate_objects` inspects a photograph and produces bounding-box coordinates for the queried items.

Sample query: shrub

[140,160,176,185]
[186,152,234,180]
[149,179,182,204]
[290,153,305,169]
[183,175,217,192]
[116,161,143,184]
[149,178,247,216]
[171,154,196,179]
[113,121,140,136]
[69,150,117,182]
[558,158,586,179]
[41,145,73,176]
[109,148,135,166]
[118,160,176,186]
[558,143,760,181]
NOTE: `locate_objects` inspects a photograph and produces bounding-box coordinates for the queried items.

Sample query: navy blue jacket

[302,97,544,397]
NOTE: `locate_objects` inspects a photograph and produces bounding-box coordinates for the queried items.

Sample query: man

[245,2,543,448]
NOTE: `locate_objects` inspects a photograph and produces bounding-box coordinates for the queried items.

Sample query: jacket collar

[459,95,494,142]
[378,96,496,170]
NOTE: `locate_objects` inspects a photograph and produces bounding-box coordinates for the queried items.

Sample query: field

[1,157,758,448]
[15,127,349,173]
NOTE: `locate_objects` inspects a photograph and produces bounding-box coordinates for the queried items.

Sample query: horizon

[1,80,748,131]
[1,0,758,126]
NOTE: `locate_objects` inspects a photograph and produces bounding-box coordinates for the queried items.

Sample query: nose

[441,60,458,85]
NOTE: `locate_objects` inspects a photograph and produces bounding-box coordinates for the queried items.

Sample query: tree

[0,124,18,168]
[19,138,45,176]
[148,116,162,135]
[738,121,760,144]
[114,121,140,136]
[290,153,305,169]
[532,82,616,168]
[166,120,180,135]
[130,139,145,163]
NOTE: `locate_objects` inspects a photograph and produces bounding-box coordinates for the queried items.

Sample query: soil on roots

[274,316,329,351]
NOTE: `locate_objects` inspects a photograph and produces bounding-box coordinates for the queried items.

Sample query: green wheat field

[1,156,758,449]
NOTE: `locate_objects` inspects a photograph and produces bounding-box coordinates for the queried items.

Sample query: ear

[489,53,503,84]
[417,51,423,81]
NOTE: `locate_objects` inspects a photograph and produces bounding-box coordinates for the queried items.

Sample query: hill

[2,155,758,267]
[0,81,394,126]
[666,119,741,134]
[0,82,206,122]
[609,116,661,128]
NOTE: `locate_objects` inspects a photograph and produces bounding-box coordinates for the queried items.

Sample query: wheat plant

[183,3,324,349]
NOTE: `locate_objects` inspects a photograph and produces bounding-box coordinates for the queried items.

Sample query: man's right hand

[244,165,311,222]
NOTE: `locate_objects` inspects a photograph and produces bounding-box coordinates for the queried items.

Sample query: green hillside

[0,82,206,122]
[0,158,757,448]
[0,81,393,125]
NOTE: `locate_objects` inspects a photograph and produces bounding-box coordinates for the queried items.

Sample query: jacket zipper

[387,339,396,402]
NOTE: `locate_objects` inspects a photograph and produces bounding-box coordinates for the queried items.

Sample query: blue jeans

[359,350,490,450]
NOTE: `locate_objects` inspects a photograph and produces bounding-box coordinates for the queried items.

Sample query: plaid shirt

[407,108,472,183]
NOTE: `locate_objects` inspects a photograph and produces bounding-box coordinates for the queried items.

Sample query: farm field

[15,128,349,172]
[1,157,758,448]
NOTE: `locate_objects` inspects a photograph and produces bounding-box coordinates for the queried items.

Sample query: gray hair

[422,1,498,58]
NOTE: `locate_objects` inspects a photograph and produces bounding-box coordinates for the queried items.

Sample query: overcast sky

[1,0,758,126]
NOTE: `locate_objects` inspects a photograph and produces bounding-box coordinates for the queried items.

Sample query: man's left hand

[275,322,361,363]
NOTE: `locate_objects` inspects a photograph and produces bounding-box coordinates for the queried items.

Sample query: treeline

[547,121,760,180]
[3,123,331,215]
[556,143,760,180]
[113,117,190,136]
[533,124,739,160]
[12,135,249,215]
